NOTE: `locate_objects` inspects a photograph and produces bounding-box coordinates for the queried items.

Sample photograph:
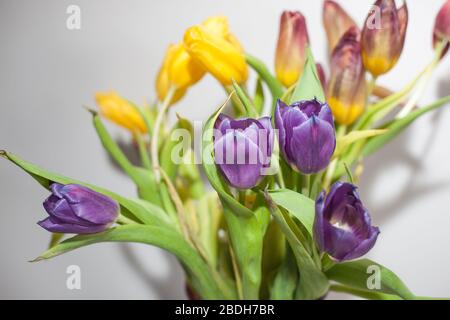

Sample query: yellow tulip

[327,27,366,125]
[323,1,358,54]
[95,91,147,133]
[183,16,248,85]
[156,43,205,104]
[361,0,408,77]
[275,11,309,87]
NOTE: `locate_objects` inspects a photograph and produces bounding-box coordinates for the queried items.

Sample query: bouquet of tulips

[2,0,450,300]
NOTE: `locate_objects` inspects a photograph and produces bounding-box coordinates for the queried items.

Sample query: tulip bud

[323,0,358,53]
[275,99,336,174]
[275,11,310,87]
[156,43,205,104]
[361,0,408,77]
[327,27,366,125]
[38,183,119,234]
[433,0,450,56]
[313,182,380,261]
[95,91,147,133]
[184,16,248,85]
[214,115,273,189]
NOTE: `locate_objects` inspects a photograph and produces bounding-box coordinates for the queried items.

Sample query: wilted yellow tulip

[95,91,147,133]
[323,0,358,53]
[156,43,205,104]
[328,27,366,125]
[275,11,309,87]
[183,16,248,85]
[361,0,408,77]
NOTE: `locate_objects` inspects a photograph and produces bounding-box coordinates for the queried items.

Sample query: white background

[0,0,449,299]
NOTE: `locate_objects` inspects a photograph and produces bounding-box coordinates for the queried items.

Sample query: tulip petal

[313,191,326,251]
[214,114,233,135]
[43,195,93,226]
[314,182,380,261]
[280,106,308,164]
[38,216,109,234]
[397,2,408,43]
[322,221,361,261]
[257,116,275,163]
[341,226,380,261]
[275,11,310,87]
[58,184,119,225]
[361,0,406,76]
[214,131,264,189]
[323,0,358,53]
[290,117,336,173]
[274,100,288,159]
[50,183,64,198]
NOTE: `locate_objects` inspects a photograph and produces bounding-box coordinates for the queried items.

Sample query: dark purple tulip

[275,99,336,174]
[313,182,380,261]
[214,114,274,189]
[38,183,119,234]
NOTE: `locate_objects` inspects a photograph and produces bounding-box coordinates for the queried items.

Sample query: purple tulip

[275,99,336,174]
[38,183,119,234]
[214,114,274,189]
[313,182,380,261]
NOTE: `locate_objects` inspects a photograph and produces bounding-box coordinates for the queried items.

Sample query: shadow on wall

[360,76,450,224]
[119,243,187,299]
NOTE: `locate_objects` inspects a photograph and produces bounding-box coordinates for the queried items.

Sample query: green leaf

[264,191,329,300]
[178,149,205,199]
[270,246,298,300]
[1,151,169,227]
[268,189,315,237]
[245,54,283,111]
[91,111,137,180]
[91,112,162,206]
[335,129,388,157]
[223,206,270,299]
[232,80,258,118]
[330,284,401,300]
[326,259,415,300]
[363,95,450,156]
[33,224,225,299]
[160,114,193,181]
[290,47,326,103]
[133,167,163,207]
[254,78,265,115]
[195,192,222,267]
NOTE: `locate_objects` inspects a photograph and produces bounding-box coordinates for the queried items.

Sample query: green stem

[323,125,347,189]
[245,54,283,113]
[238,190,247,205]
[151,87,175,182]
[225,85,246,116]
[116,214,139,225]
[396,40,447,118]
[134,132,151,170]
[301,174,311,197]
[367,75,378,100]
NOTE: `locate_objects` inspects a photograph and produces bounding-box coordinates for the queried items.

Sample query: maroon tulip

[275,11,310,87]
[328,27,366,125]
[361,0,408,77]
[433,0,450,57]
